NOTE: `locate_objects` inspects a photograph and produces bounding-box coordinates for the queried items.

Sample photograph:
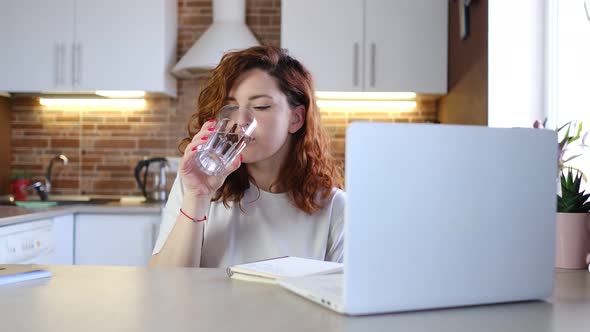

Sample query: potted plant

[535,119,590,269]
[534,119,589,177]
[556,169,590,269]
[9,169,31,201]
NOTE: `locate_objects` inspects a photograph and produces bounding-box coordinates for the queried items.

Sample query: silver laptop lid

[344,123,557,315]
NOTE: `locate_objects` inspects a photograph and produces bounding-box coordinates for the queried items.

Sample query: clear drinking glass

[194,105,257,176]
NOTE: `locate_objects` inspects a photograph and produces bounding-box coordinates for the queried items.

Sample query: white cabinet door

[74,0,175,93]
[282,0,447,94]
[0,0,176,95]
[75,214,161,266]
[281,0,364,91]
[0,0,74,91]
[33,214,74,265]
[364,0,447,94]
[47,214,74,265]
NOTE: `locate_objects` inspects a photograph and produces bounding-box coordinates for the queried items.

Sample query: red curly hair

[180,46,342,214]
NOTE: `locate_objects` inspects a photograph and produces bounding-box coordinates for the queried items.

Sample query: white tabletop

[0,266,588,332]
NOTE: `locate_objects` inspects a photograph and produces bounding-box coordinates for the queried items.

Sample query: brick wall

[0,97,11,195]
[318,101,437,161]
[10,97,176,195]
[9,0,437,196]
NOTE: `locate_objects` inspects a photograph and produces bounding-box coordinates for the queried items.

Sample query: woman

[149,46,345,268]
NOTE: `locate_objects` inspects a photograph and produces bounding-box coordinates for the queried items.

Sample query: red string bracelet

[179,208,207,223]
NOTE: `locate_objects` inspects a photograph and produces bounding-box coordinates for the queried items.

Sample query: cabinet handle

[77,44,82,85]
[370,43,376,87]
[72,43,82,86]
[353,42,359,87]
[54,44,60,86]
[71,44,77,86]
[585,0,590,22]
[54,44,65,86]
[59,44,66,85]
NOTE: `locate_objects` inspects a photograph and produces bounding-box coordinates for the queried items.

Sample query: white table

[0,266,588,331]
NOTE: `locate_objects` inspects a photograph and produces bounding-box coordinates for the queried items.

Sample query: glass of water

[194,104,257,176]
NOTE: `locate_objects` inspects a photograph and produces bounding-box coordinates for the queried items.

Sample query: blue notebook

[0,265,52,286]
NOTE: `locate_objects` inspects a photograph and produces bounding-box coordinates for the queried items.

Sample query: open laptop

[278,122,557,315]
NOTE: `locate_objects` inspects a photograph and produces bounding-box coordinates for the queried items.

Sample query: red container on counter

[10,179,29,201]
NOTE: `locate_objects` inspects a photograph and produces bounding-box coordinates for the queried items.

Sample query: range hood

[172,0,260,78]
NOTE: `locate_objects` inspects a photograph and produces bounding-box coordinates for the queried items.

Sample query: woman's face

[226,69,303,164]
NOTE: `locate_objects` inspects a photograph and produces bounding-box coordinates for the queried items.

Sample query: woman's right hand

[179,120,242,197]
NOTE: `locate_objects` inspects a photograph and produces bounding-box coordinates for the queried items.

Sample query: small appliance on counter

[134,157,169,203]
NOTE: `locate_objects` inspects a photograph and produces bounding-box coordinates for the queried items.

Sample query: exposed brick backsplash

[8,0,437,196]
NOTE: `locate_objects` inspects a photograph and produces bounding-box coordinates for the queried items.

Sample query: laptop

[278,122,557,315]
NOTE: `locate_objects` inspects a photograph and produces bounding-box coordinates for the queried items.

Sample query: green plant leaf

[568,121,583,144]
[558,122,570,132]
[9,169,31,180]
[563,154,583,163]
[574,171,583,188]
[562,122,572,140]
[572,201,590,213]
[564,167,588,182]
[579,202,590,212]
[567,169,574,188]
[558,167,590,213]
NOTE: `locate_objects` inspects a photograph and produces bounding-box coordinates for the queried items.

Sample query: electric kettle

[134,157,169,202]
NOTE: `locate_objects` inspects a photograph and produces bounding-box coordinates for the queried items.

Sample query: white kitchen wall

[548,0,590,185]
[488,0,547,128]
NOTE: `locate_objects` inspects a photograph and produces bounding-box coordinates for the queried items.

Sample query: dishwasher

[0,219,56,264]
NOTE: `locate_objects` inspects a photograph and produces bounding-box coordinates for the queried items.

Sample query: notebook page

[232,256,343,278]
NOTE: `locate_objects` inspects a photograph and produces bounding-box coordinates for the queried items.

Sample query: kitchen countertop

[0,202,163,227]
[0,266,588,332]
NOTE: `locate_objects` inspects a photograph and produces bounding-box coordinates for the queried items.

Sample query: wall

[0,97,10,194]
[438,0,487,125]
[487,0,546,128]
[10,97,175,195]
[9,0,437,196]
[547,0,590,187]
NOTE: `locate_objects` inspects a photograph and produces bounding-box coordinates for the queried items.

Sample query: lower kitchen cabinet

[74,213,161,266]
[44,214,74,265]
[0,214,74,265]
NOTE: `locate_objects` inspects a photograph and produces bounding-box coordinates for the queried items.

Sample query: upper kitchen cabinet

[0,0,177,96]
[74,0,176,95]
[0,0,74,92]
[282,0,364,92]
[281,0,448,94]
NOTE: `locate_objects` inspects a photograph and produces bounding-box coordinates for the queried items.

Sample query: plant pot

[10,179,29,201]
[555,212,590,269]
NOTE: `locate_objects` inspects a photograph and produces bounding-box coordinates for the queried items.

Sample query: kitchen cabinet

[0,0,73,92]
[0,0,177,96]
[74,213,161,266]
[36,214,75,265]
[281,0,447,94]
[0,214,74,265]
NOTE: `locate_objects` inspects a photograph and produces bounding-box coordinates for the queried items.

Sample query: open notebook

[227,256,343,284]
